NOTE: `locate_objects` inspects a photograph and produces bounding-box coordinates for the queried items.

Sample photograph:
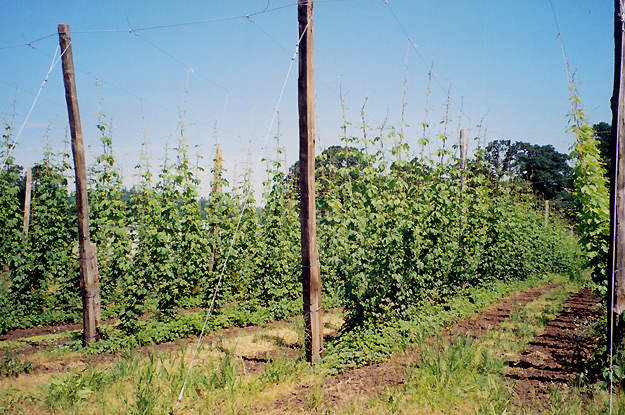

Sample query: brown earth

[273,281,568,412]
[504,287,601,405]
[2,283,601,411]
[2,309,340,376]
[0,321,84,341]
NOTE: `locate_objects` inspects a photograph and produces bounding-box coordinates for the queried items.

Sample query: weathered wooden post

[212,147,223,194]
[609,0,625,350]
[459,129,468,186]
[58,24,100,345]
[298,0,323,363]
[544,200,550,227]
[610,0,625,351]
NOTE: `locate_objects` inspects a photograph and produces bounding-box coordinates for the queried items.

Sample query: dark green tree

[483,140,573,208]
[482,140,519,181]
[593,122,613,181]
[514,142,573,202]
[286,145,371,197]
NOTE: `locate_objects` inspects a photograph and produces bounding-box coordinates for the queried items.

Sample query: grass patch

[323,274,567,372]
[4,276,613,414]
[0,348,32,378]
[405,334,510,413]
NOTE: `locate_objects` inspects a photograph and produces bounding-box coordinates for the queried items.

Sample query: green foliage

[0,108,583,362]
[0,127,22,272]
[0,348,32,378]
[134,353,160,415]
[43,366,106,410]
[593,121,613,181]
[483,140,573,208]
[314,146,581,330]
[256,161,301,320]
[10,160,79,323]
[323,275,565,372]
[0,125,25,332]
[118,186,157,334]
[569,115,610,291]
[408,334,504,406]
[260,357,301,385]
[89,119,132,304]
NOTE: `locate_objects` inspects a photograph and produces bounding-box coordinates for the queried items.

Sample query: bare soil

[2,309,340,376]
[273,282,568,411]
[2,283,601,412]
[504,287,600,405]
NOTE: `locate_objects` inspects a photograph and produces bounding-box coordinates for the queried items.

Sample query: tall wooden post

[58,24,99,345]
[22,167,32,239]
[209,146,223,272]
[459,130,468,168]
[298,0,323,363]
[459,129,468,189]
[544,200,550,227]
[610,0,625,351]
[212,147,223,194]
[90,242,102,325]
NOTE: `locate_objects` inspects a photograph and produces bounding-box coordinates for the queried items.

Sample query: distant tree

[483,140,519,181]
[514,142,573,201]
[286,145,371,196]
[483,140,573,208]
[593,122,613,181]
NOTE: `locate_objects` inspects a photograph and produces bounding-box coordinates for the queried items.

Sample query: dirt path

[4,309,340,376]
[504,287,600,405]
[273,281,566,412]
[3,282,600,411]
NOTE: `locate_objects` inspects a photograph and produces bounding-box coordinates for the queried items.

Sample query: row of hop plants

[0,116,583,342]
[0,122,81,330]
[0,118,306,336]
[315,147,582,329]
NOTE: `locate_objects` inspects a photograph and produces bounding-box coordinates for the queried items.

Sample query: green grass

[3,275,618,415]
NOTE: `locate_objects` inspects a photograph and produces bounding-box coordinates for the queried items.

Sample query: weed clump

[0,348,32,378]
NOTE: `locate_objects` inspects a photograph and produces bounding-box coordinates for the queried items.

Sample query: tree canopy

[483,140,573,204]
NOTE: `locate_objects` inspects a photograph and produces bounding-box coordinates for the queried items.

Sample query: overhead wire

[0,79,65,110]
[0,33,57,50]
[2,8,307,181]
[0,2,298,133]
[0,2,299,50]
[170,15,310,414]
[123,20,264,116]
[241,3,340,99]
[382,0,572,157]
[25,43,246,139]
[2,43,68,169]
[383,0,474,126]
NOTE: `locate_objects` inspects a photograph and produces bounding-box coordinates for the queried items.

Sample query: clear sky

[0,1,614,197]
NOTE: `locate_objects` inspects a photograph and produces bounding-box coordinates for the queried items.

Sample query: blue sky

[0,1,614,197]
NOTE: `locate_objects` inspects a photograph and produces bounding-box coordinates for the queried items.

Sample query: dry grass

[0,309,345,414]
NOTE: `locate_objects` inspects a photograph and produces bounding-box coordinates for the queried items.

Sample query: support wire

[170,17,312,414]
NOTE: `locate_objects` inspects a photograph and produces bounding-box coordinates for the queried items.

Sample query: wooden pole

[610,0,625,350]
[459,130,468,168]
[22,167,32,239]
[544,200,550,227]
[209,147,223,272]
[90,242,102,325]
[212,147,223,194]
[459,129,468,190]
[58,24,99,345]
[298,0,323,363]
